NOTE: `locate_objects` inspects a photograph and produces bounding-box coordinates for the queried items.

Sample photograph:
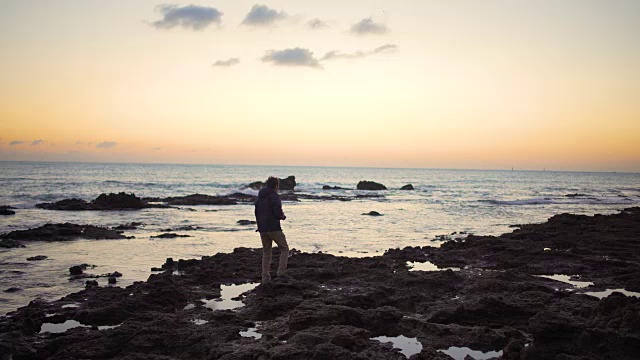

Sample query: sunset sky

[1,0,639,172]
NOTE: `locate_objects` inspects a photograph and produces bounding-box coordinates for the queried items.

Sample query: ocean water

[1,161,639,314]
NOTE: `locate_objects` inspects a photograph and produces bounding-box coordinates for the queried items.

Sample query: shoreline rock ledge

[1,208,639,359]
[36,192,170,211]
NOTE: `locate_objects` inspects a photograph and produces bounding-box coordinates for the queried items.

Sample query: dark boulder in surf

[362,211,383,216]
[323,185,349,190]
[400,184,414,190]
[356,181,387,191]
[247,176,297,191]
[237,220,257,226]
[27,255,48,261]
[151,233,192,239]
[0,206,16,215]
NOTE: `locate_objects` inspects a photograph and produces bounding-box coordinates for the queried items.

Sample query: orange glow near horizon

[1,0,639,172]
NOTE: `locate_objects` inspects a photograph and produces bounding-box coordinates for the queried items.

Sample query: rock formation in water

[357,181,387,191]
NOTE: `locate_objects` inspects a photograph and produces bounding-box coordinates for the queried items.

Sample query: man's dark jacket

[255,187,284,232]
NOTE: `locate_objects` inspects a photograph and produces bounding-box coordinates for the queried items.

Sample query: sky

[1,0,639,172]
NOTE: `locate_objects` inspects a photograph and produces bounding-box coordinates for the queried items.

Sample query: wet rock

[400,184,414,190]
[151,233,192,239]
[26,255,48,261]
[237,220,257,226]
[160,225,201,232]
[357,181,387,191]
[85,280,99,287]
[158,193,237,206]
[36,193,170,210]
[565,193,588,198]
[363,211,383,216]
[0,205,16,215]
[36,198,90,210]
[4,287,22,293]
[323,185,349,190]
[105,271,122,278]
[0,238,24,248]
[0,223,132,242]
[247,176,296,191]
[247,181,265,190]
[112,222,143,230]
[108,277,117,284]
[69,264,93,276]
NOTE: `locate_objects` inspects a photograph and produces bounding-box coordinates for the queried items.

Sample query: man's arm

[270,194,286,220]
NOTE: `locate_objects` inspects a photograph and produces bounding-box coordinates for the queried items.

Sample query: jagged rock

[0,239,24,248]
[108,277,117,284]
[4,287,21,293]
[85,280,99,287]
[0,205,16,215]
[26,255,47,261]
[357,181,387,191]
[151,233,192,239]
[400,184,414,190]
[247,176,297,190]
[69,264,93,276]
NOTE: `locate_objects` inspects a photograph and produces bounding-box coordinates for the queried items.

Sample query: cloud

[151,4,223,31]
[261,48,321,68]
[241,4,287,27]
[96,141,118,149]
[213,58,240,67]
[350,17,389,35]
[31,139,45,146]
[307,18,329,29]
[9,141,25,146]
[321,44,398,61]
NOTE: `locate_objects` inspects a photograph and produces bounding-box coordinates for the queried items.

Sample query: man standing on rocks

[255,176,289,283]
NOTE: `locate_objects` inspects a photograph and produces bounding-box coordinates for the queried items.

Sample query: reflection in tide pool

[240,327,262,339]
[537,274,593,289]
[371,335,423,358]
[202,283,258,310]
[407,261,461,272]
[438,346,503,360]
[39,320,87,334]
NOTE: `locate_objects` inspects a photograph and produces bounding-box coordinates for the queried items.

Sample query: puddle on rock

[438,346,503,360]
[371,335,423,358]
[407,261,460,272]
[584,288,640,299]
[191,319,208,325]
[240,327,262,339]
[183,303,196,310]
[202,283,258,310]
[537,274,593,289]
[39,320,88,334]
[98,324,121,330]
[61,303,80,308]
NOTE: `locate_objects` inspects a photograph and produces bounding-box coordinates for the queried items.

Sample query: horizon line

[0,160,637,175]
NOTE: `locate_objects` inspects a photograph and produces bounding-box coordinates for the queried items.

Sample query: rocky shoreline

[1,208,639,359]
